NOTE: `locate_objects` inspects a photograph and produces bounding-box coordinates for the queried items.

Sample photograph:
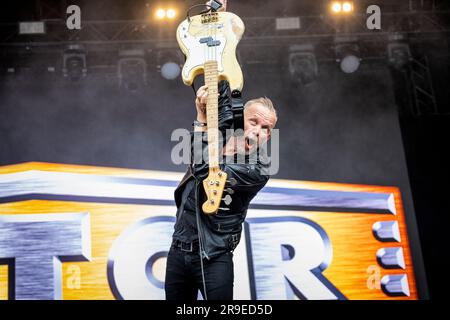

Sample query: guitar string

[194,11,232,301]
[199,15,212,302]
[199,12,223,301]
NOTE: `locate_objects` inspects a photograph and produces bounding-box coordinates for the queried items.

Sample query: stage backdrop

[0,162,417,300]
[0,55,428,298]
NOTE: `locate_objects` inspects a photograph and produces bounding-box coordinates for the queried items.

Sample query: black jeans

[165,246,234,300]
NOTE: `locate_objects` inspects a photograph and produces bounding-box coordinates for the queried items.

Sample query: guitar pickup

[207,40,221,47]
[199,37,221,47]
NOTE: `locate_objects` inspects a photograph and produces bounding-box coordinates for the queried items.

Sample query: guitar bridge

[201,12,219,24]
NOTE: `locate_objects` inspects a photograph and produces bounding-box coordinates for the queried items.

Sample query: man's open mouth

[245,136,256,150]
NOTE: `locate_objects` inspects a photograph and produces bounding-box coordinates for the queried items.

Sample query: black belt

[171,239,199,252]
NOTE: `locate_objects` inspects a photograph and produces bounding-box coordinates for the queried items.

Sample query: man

[164,0,278,301]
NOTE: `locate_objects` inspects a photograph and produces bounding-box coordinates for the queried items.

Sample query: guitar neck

[204,61,220,169]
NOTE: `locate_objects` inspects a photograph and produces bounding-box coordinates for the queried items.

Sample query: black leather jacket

[173,80,269,259]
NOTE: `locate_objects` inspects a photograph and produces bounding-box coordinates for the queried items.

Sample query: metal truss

[0,9,449,53]
[408,56,440,116]
[1,3,448,116]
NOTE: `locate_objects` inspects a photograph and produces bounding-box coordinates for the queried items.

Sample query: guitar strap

[191,83,197,96]
[231,89,244,132]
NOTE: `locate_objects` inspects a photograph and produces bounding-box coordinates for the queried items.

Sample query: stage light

[288,44,318,86]
[331,2,342,13]
[388,43,412,70]
[161,62,180,80]
[156,9,166,19]
[157,49,183,80]
[19,21,45,35]
[276,17,301,30]
[63,44,87,82]
[342,2,353,13]
[335,38,361,74]
[118,49,147,92]
[166,9,176,19]
[387,34,412,70]
[330,1,354,14]
[340,55,360,73]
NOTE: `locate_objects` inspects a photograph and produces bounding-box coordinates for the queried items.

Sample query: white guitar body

[176,12,245,92]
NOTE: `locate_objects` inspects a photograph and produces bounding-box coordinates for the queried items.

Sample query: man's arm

[191,80,234,176]
[194,81,234,133]
[194,85,208,133]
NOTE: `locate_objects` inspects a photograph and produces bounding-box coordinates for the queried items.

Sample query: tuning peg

[225,188,234,195]
[226,178,237,186]
[222,194,232,205]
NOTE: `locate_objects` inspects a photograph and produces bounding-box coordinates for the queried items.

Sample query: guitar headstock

[202,167,228,215]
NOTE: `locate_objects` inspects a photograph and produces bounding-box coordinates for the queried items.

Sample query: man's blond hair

[244,97,278,121]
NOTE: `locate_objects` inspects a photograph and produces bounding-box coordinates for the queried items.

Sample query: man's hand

[195,85,209,123]
[206,0,227,12]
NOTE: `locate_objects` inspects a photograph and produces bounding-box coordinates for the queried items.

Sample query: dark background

[1,0,449,300]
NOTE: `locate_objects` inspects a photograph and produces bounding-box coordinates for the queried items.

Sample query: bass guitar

[176,2,245,214]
